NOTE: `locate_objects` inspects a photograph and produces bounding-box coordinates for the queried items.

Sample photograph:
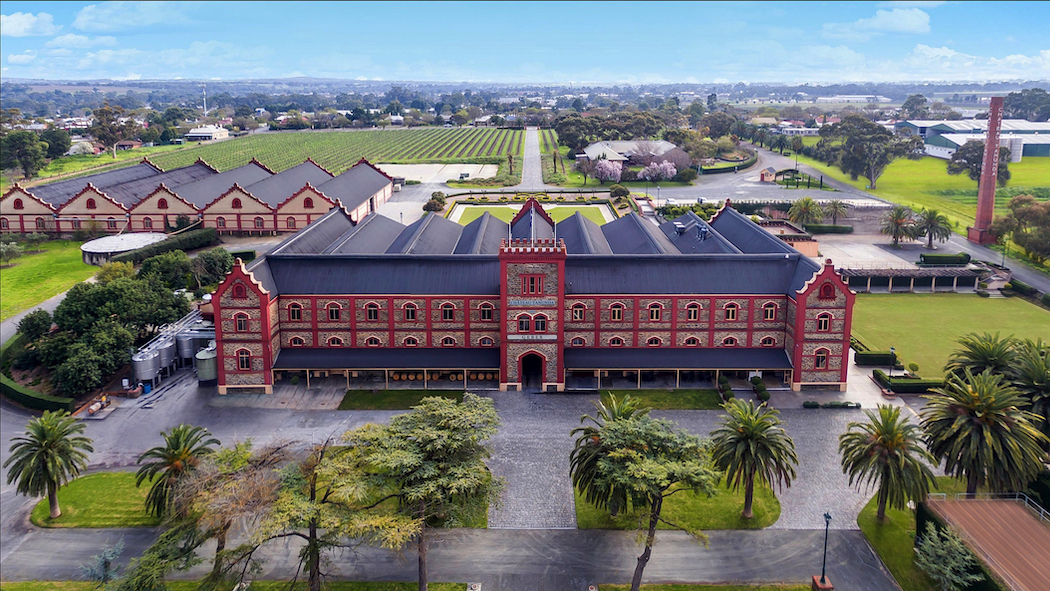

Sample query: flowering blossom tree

[594,159,622,184]
[639,161,677,182]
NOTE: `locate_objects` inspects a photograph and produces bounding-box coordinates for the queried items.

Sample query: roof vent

[673,222,686,235]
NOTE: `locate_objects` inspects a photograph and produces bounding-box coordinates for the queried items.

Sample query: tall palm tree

[921,370,1049,495]
[838,405,936,522]
[1010,339,1050,441]
[4,410,93,519]
[710,399,798,519]
[823,200,849,225]
[570,393,650,516]
[790,136,804,154]
[770,134,789,154]
[916,208,952,249]
[880,205,918,246]
[136,424,220,518]
[788,196,825,227]
[943,332,1017,377]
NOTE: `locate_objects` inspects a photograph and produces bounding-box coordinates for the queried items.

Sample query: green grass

[601,586,808,591]
[454,204,609,225]
[603,389,723,410]
[576,479,781,531]
[852,293,1050,377]
[858,476,967,591]
[0,145,188,191]
[0,240,96,321]
[0,583,467,591]
[30,472,159,528]
[338,389,463,410]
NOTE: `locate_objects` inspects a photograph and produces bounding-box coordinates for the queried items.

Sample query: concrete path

[513,127,546,191]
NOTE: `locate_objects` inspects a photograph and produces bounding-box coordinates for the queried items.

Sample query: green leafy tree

[609,184,630,199]
[17,308,52,341]
[922,369,1049,495]
[943,332,1017,376]
[914,523,985,591]
[0,241,24,266]
[990,194,1050,264]
[52,342,105,397]
[838,405,936,522]
[788,196,825,227]
[88,102,140,158]
[192,247,234,288]
[900,94,930,119]
[54,276,190,339]
[916,208,952,248]
[110,521,205,591]
[688,101,706,126]
[790,136,804,153]
[1003,88,1050,122]
[823,200,849,225]
[710,399,798,519]
[80,537,125,588]
[139,250,193,289]
[136,424,220,518]
[880,205,919,246]
[819,114,924,189]
[1,130,49,180]
[95,261,136,285]
[699,111,735,139]
[4,410,94,518]
[40,127,72,159]
[946,141,1011,187]
[81,320,135,376]
[571,394,651,517]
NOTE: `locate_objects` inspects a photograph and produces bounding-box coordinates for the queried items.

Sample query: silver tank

[156,338,176,368]
[132,350,160,381]
[176,334,196,360]
[195,349,218,384]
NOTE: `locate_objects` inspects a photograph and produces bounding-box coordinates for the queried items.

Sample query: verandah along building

[214,199,854,394]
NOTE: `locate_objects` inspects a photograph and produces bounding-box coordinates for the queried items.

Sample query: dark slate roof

[174,162,274,207]
[245,256,277,294]
[264,256,501,294]
[241,160,334,207]
[273,347,500,370]
[659,212,741,255]
[106,163,217,208]
[454,212,510,254]
[314,161,392,211]
[556,211,612,254]
[789,256,822,294]
[564,347,792,370]
[30,162,161,208]
[386,213,463,254]
[710,206,796,255]
[511,207,555,241]
[269,206,356,255]
[601,213,678,254]
[325,213,406,254]
[564,254,813,294]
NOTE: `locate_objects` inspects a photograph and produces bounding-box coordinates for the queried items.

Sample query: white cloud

[45,33,118,48]
[112,72,141,81]
[73,1,187,32]
[0,12,61,37]
[878,1,945,7]
[8,51,37,64]
[822,8,931,42]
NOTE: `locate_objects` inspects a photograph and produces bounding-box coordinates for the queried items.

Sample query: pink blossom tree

[639,161,677,182]
[594,159,623,184]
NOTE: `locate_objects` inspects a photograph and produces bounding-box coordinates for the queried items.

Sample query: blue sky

[1,1,1048,83]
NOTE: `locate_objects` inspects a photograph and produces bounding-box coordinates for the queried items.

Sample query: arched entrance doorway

[520,353,544,391]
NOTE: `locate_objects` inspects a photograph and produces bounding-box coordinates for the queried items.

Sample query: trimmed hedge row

[1008,279,1039,297]
[230,249,256,263]
[111,228,218,265]
[873,369,944,394]
[1044,293,1050,307]
[805,224,854,234]
[855,351,897,366]
[0,374,75,412]
[919,252,971,265]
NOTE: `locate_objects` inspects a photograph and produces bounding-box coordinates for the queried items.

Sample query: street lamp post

[820,511,832,585]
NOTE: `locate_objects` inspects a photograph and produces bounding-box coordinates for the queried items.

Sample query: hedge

[873,369,944,394]
[0,374,75,412]
[111,228,218,265]
[919,252,971,265]
[1043,293,1050,307]
[855,351,897,366]
[805,224,854,234]
[230,249,256,263]
[1008,279,1039,297]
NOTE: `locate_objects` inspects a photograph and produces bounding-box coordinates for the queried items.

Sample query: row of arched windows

[281,302,498,323]
[282,335,497,348]
[570,301,782,322]
[568,335,780,348]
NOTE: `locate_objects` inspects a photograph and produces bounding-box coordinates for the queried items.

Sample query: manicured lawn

[338,389,463,410]
[0,583,467,591]
[30,472,159,528]
[604,389,723,410]
[601,586,808,591]
[858,476,967,591]
[576,479,781,531]
[852,293,1050,377]
[0,240,96,320]
[455,204,609,225]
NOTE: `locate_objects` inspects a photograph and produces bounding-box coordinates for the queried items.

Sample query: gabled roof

[454,212,510,254]
[102,162,218,208]
[659,212,741,254]
[174,161,274,207]
[325,213,406,254]
[601,213,678,254]
[386,213,463,254]
[241,160,334,207]
[313,160,392,212]
[27,162,162,208]
[269,206,356,255]
[709,205,797,255]
[556,211,612,254]
[263,256,502,295]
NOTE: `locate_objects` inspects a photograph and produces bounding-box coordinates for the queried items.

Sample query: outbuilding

[80,232,168,265]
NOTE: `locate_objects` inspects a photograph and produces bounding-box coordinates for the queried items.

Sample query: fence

[927,492,1049,524]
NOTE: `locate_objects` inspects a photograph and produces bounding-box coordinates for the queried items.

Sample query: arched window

[609,336,625,347]
[441,302,455,321]
[143,217,153,229]
[647,336,661,347]
[648,303,662,321]
[327,303,340,321]
[724,303,739,322]
[86,198,97,209]
[290,337,305,347]
[35,217,46,230]
[237,349,251,370]
[366,336,381,347]
[685,336,700,346]
[303,197,314,209]
[479,337,494,346]
[479,303,494,321]
[231,198,243,209]
[289,303,302,321]
[571,337,585,346]
[157,198,169,209]
[817,313,832,332]
[403,303,417,321]
[216,217,227,228]
[517,314,530,332]
[328,337,343,347]
[286,217,296,229]
[234,313,248,332]
[232,284,246,298]
[13,199,24,210]
[571,303,585,321]
[761,336,776,347]
[403,336,419,347]
[686,303,700,321]
[610,303,624,322]
[815,348,830,369]
[820,283,836,300]
[441,336,456,347]
[365,302,379,321]
[106,217,117,230]
[763,302,777,321]
[254,217,264,229]
[533,314,547,332]
[72,217,82,229]
[0,218,7,230]
[722,336,738,347]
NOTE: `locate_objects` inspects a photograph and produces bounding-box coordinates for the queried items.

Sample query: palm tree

[943,332,1017,376]
[710,399,798,519]
[770,134,789,154]
[790,136,804,154]
[788,196,825,227]
[1010,339,1050,441]
[4,410,93,519]
[916,208,952,249]
[921,370,1049,495]
[880,205,918,246]
[823,200,849,225]
[136,424,220,518]
[570,393,650,516]
[838,405,936,522]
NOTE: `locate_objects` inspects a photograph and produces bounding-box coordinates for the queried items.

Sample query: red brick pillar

[967,96,1003,245]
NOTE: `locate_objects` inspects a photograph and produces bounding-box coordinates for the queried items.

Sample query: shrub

[919,253,971,265]
[855,351,897,366]
[805,224,854,234]
[405,180,421,185]
[750,375,763,386]
[0,374,75,412]
[1009,279,1038,297]
[422,199,443,212]
[229,250,256,263]
[110,228,218,265]
[722,390,735,400]
[1043,293,1050,307]
[821,401,861,409]
[290,375,299,385]
[976,290,990,297]
[717,374,730,385]
[17,310,53,342]
[757,389,771,402]
[674,168,698,182]
[609,184,630,199]
[873,369,944,394]
[802,400,820,409]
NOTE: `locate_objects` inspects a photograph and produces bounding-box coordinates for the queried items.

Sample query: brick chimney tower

[967,96,1003,245]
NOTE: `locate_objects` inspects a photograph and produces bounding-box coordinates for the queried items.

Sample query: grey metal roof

[265,256,502,294]
[245,256,277,294]
[273,347,500,370]
[386,213,463,254]
[454,212,510,254]
[601,213,679,254]
[106,163,217,208]
[659,212,741,254]
[29,162,162,208]
[710,206,797,255]
[270,206,356,255]
[314,161,392,212]
[511,207,555,241]
[174,162,274,208]
[564,347,792,370]
[241,160,334,207]
[325,213,406,254]
[556,211,612,254]
[789,256,823,293]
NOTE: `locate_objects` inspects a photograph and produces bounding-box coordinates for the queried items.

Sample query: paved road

[514,127,545,191]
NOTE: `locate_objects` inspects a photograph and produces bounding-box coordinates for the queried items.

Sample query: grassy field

[30,472,159,528]
[576,479,781,531]
[0,583,467,591]
[0,145,188,192]
[338,389,463,410]
[604,389,723,410]
[851,293,1050,377]
[0,240,95,321]
[859,476,967,591]
[455,204,609,225]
